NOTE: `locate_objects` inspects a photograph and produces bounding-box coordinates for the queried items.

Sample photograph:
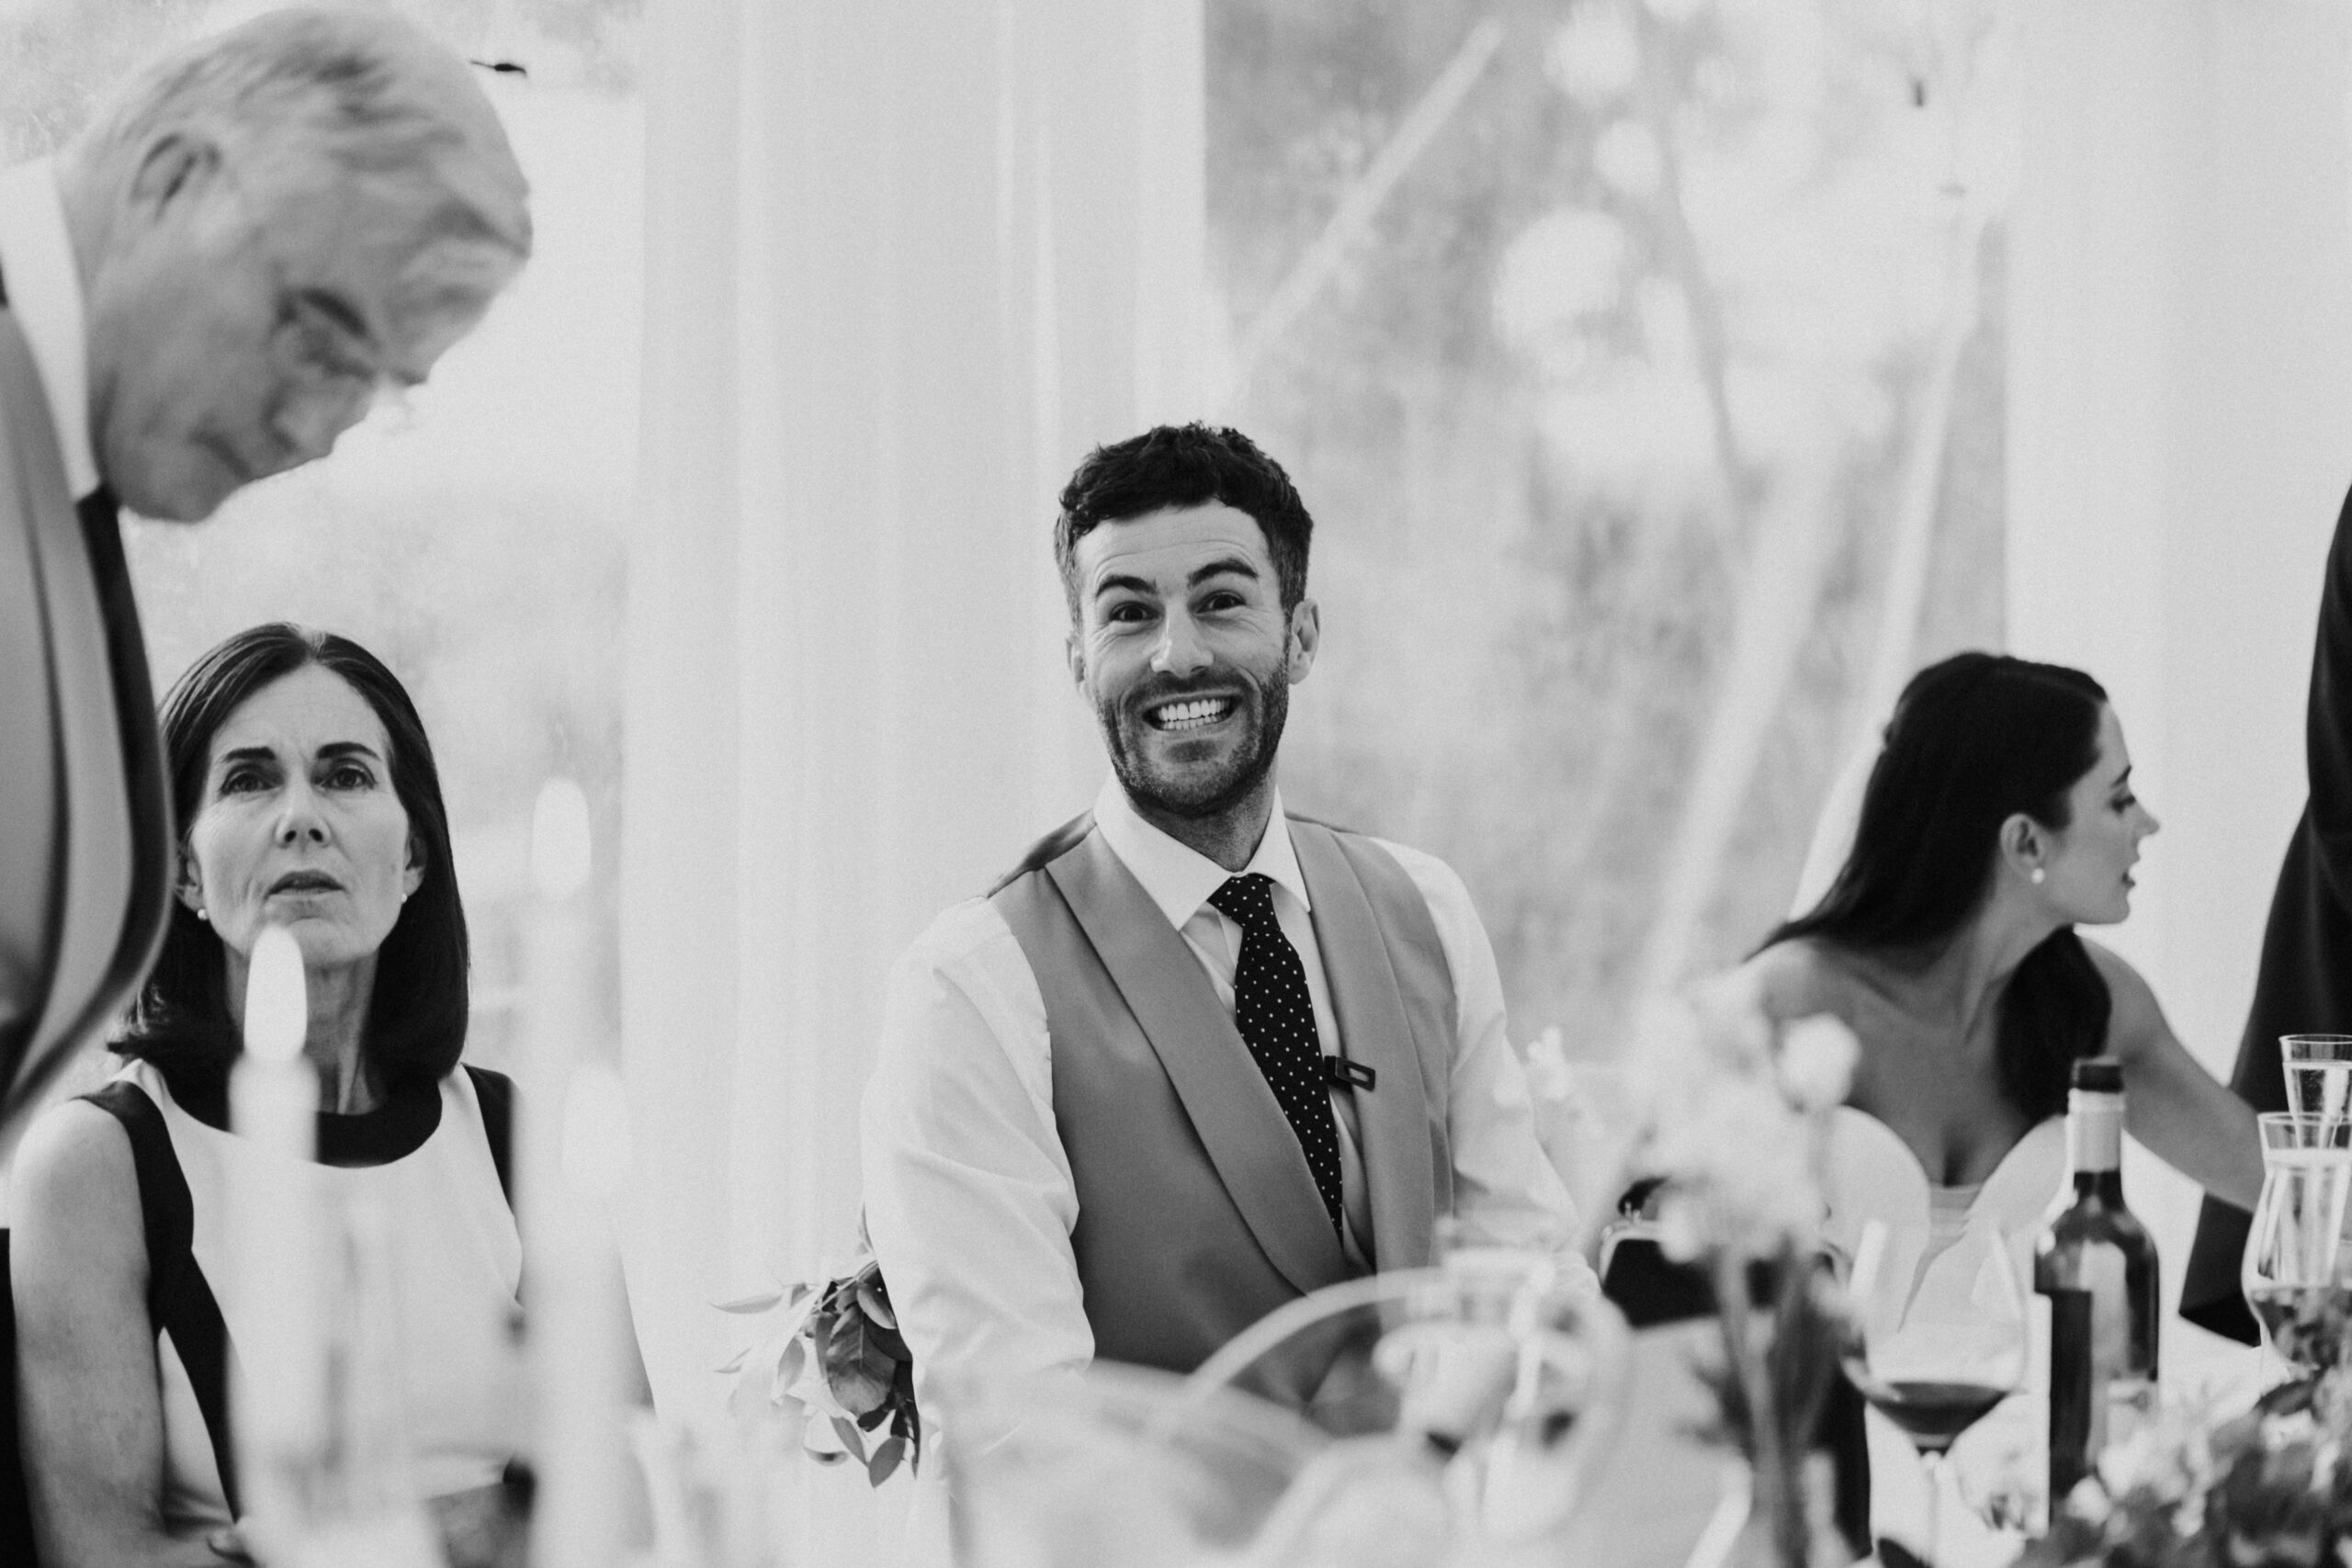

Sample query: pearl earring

[2030,868,2046,886]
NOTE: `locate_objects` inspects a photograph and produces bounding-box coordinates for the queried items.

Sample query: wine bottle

[2034,1057,2159,1507]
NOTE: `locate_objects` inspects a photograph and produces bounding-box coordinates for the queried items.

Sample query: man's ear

[1284,599,1320,683]
[126,133,225,225]
[1065,628,1087,693]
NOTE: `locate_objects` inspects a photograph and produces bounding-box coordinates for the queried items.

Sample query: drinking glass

[1837,1219,2029,1567]
[2283,1036,2352,1122]
[2244,1111,2352,1378]
[947,1363,1328,1568]
[1181,1256,1631,1562]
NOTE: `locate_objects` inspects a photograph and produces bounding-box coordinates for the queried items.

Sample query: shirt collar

[0,159,99,502]
[1092,774,1313,933]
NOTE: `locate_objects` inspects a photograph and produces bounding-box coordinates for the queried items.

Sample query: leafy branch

[717,1254,921,1487]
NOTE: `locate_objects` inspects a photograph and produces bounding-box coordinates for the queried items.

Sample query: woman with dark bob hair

[11,624,525,1565]
[1741,651,2259,1219]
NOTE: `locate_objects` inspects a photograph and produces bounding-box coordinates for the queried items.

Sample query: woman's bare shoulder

[2075,935,2167,1044]
[12,1097,141,1236]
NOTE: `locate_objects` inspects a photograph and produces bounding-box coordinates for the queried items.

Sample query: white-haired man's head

[53,6,531,521]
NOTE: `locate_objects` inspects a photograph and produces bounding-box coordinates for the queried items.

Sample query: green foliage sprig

[718,1253,921,1488]
[2019,1370,2352,1568]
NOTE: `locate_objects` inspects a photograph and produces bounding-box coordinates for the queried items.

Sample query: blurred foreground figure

[0,5,529,1138]
[2180,483,2352,1343]
[861,423,1589,1557]
[0,11,527,1562]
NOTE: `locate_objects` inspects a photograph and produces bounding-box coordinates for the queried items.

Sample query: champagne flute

[2244,1111,2352,1379]
[1837,1219,2029,1566]
[2282,1036,2352,1123]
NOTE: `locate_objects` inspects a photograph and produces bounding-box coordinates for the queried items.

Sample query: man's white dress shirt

[0,158,99,501]
[0,157,108,1210]
[861,777,1585,1469]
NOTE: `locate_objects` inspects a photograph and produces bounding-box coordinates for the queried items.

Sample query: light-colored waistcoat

[991,817,1455,1392]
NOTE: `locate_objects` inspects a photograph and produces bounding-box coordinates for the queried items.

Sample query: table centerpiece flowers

[2018,1365,2352,1568]
[1558,977,1861,1568]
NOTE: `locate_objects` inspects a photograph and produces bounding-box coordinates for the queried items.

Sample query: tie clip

[1324,1057,1376,1092]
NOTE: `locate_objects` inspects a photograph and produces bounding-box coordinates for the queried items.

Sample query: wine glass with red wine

[1837,1218,2029,1564]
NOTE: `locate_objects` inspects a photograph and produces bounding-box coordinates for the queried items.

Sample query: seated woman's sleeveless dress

[1822,1108,2068,1562]
[87,1057,523,1532]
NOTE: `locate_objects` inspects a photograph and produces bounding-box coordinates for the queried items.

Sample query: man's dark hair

[1762,650,2114,1122]
[121,622,469,1098]
[1054,423,1314,620]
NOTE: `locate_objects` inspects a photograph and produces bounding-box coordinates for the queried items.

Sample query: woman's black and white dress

[88,1057,522,1532]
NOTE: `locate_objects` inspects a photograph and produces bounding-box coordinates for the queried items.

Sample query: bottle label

[2106,1375,2155,1458]
[2047,1287,2094,1502]
[2068,1095,2124,1175]
[2084,1247,2130,1458]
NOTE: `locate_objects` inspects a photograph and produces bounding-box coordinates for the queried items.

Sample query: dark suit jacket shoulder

[2181,482,2352,1341]
[0,298,169,1128]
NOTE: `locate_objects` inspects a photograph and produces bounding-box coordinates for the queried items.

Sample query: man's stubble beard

[1100,665,1290,822]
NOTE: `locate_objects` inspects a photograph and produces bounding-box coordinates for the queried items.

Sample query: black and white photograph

[2,3,2349,1566]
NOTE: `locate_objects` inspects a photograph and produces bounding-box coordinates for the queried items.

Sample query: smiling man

[862,423,1589,1523]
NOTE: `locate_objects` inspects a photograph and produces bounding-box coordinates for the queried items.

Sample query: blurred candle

[537,1066,637,1568]
[231,925,325,1485]
[560,1062,636,1200]
[524,780,634,1568]
[532,778,594,905]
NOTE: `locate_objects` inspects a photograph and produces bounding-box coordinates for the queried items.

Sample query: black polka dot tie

[1206,873,1342,1234]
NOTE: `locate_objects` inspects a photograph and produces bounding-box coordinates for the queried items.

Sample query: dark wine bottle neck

[2071,1168,2125,1204]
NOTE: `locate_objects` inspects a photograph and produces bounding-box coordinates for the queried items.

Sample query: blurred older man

[0,10,526,1553]
[0,6,528,1134]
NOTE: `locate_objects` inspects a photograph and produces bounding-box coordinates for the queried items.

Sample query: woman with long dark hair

[1744,649,2259,1218]
[10,624,523,1566]
[1736,651,2259,1551]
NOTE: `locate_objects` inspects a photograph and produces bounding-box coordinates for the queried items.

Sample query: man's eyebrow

[1091,556,1263,599]
[1188,556,1261,587]
[293,287,372,343]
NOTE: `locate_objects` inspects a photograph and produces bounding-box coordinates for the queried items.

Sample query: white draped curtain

[2007,0,2352,1374]
[621,0,1206,1553]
